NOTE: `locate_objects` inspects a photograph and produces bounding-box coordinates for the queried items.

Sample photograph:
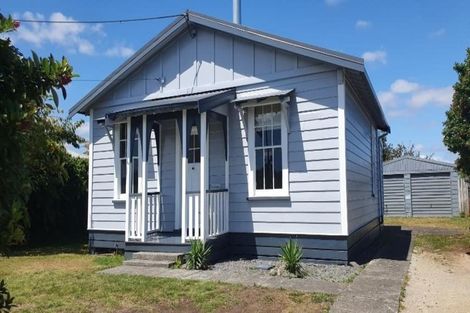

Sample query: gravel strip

[211,259,363,283]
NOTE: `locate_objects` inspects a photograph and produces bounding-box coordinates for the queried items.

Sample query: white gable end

[96,26,332,108]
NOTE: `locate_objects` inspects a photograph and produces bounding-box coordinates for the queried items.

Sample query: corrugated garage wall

[383,157,460,217]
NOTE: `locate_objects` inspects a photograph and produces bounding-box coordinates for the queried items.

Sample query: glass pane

[264,128,272,146]
[120,123,127,140]
[274,147,282,189]
[256,149,264,189]
[254,106,263,127]
[273,103,281,126]
[264,148,273,189]
[132,138,138,157]
[120,159,126,194]
[119,141,126,158]
[194,148,200,163]
[194,134,200,148]
[263,104,272,126]
[273,127,281,146]
[255,127,263,147]
[132,158,138,193]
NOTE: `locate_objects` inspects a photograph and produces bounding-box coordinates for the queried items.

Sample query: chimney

[233,0,241,24]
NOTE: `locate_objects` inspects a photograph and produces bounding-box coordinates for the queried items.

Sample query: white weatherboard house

[70,11,390,263]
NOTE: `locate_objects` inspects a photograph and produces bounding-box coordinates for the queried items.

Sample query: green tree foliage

[0,13,83,254]
[28,154,88,244]
[381,137,433,162]
[443,49,470,178]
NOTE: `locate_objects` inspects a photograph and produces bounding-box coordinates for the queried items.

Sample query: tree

[0,14,83,254]
[443,49,470,178]
[381,136,432,162]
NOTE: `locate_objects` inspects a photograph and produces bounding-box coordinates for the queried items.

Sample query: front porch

[103,90,234,245]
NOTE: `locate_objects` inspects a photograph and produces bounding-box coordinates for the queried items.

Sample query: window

[116,123,127,199]
[188,124,200,163]
[248,100,289,198]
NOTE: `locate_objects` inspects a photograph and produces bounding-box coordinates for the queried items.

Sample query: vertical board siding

[159,120,176,231]
[229,71,343,235]
[345,86,379,232]
[94,27,330,109]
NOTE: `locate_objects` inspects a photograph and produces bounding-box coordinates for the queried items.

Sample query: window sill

[247,195,290,201]
[112,198,126,204]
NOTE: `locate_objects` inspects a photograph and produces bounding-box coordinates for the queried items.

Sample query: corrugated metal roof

[231,89,294,103]
[384,156,455,175]
[106,89,235,121]
[68,11,389,133]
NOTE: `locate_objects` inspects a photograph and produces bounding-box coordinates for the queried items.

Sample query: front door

[187,124,201,192]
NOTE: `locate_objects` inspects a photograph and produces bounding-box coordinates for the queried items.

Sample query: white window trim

[247,98,289,199]
[114,121,128,201]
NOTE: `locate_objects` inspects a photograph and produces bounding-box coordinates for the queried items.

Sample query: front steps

[124,252,185,268]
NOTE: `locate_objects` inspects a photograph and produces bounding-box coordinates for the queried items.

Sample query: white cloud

[362,50,387,64]
[325,0,345,6]
[409,86,453,108]
[13,11,98,55]
[75,121,89,140]
[429,28,446,38]
[379,79,453,115]
[355,20,371,29]
[390,79,420,94]
[105,44,135,58]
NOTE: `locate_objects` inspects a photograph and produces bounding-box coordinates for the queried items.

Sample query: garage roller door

[411,173,452,216]
[384,174,406,216]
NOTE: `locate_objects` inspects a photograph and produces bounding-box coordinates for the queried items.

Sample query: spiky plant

[186,240,212,270]
[0,279,15,313]
[280,239,304,277]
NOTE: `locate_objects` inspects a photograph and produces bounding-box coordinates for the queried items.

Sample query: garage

[383,156,465,217]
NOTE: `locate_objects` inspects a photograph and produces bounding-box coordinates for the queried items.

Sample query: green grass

[0,245,333,313]
[385,217,470,253]
[384,216,470,231]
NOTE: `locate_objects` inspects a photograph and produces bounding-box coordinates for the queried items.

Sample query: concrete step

[123,259,174,268]
[132,252,184,262]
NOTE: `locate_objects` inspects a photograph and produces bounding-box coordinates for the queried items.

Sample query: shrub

[280,239,304,277]
[186,240,211,270]
[0,279,15,312]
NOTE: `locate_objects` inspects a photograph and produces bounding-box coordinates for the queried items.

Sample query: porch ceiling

[106,89,235,122]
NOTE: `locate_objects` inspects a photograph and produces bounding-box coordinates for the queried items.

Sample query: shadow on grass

[7,241,88,257]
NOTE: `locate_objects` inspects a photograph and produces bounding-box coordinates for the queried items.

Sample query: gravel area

[211,259,363,283]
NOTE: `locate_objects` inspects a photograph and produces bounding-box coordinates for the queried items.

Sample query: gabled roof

[69,11,389,132]
[384,156,455,175]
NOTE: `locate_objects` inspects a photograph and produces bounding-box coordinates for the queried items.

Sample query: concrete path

[330,226,413,313]
[102,264,345,295]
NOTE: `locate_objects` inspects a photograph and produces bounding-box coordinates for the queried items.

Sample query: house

[69,11,390,264]
[384,156,468,217]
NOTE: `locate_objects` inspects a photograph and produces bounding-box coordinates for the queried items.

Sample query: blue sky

[3,0,469,162]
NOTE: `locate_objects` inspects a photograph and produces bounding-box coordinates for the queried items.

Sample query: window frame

[114,121,128,200]
[247,98,289,199]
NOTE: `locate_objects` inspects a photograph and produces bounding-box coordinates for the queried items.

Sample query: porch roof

[106,89,235,122]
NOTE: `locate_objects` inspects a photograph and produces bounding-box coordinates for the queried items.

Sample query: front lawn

[385,217,470,253]
[384,216,470,231]
[0,245,334,313]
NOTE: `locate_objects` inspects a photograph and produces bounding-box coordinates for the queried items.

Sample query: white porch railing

[127,192,161,241]
[147,192,160,233]
[128,194,143,240]
[185,192,201,240]
[207,189,229,236]
[183,189,228,242]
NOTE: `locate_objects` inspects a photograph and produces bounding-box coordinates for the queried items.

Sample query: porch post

[124,116,132,241]
[141,114,148,241]
[224,114,229,232]
[181,110,187,243]
[200,112,208,241]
